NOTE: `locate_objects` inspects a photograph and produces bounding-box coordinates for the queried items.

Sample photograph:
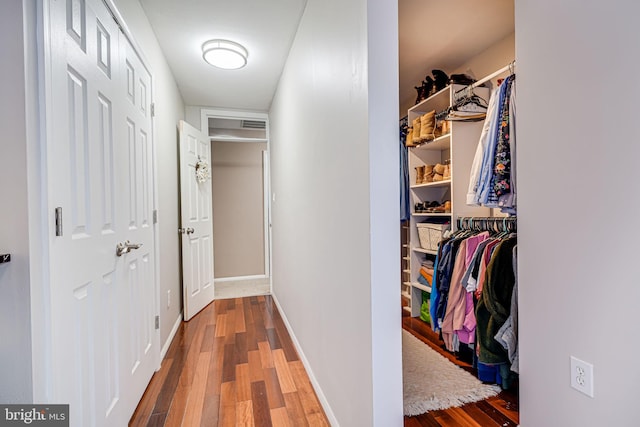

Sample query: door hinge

[153,209,158,224]
[155,315,159,330]
[55,207,63,236]
[150,103,155,117]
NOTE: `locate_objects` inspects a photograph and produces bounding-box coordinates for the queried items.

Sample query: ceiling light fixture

[202,39,248,70]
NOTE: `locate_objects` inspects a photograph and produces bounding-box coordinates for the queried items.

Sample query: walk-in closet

[399,1,518,424]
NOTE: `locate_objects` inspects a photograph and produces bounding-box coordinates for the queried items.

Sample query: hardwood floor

[403,313,520,427]
[130,294,518,426]
[130,295,330,426]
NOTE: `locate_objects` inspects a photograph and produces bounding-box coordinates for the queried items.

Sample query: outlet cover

[570,356,594,397]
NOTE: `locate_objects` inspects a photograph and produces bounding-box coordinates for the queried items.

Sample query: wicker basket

[416,223,447,251]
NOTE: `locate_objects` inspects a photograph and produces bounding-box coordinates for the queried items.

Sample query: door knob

[116,240,143,257]
[186,227,194,235]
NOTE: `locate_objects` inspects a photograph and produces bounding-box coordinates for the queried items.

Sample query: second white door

[179,120,215,320]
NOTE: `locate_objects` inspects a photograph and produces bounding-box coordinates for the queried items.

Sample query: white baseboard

[271,294,338,426]
[214,274,268,283]
[160,312,183,360]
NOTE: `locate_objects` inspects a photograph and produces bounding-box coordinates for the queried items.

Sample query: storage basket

[416,223,447,251]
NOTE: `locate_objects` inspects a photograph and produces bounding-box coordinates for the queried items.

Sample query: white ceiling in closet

[139,0,513,112]
[399,0,515,110]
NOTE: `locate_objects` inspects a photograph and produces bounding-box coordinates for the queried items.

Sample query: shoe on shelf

[432,69,449,91]
[415,165,425,185]
[406,127,416,147]
[412,118,422,144]
[423,164,434,183]
[419,110,436,142]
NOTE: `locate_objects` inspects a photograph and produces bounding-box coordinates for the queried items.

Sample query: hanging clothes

[400,117,410,221]
[498,84,517,214]
[428,219,518,388]
[467,75,517,214]
[467,86,500,205]
[441,232,490,352]
[475,236,517,364]
[494,244,519,373]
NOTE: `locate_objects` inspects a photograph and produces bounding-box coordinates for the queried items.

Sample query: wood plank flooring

[131,294,519,426]
[130,295,330,426]
[403,313,520,427]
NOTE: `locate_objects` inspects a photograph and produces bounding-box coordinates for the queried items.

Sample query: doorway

[201,109,271,299]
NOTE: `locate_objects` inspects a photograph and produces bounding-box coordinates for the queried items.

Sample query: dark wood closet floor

[129,295,330,426]
[403,312,520,427]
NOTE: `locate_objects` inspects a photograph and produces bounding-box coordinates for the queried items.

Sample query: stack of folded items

[417,259,434,288]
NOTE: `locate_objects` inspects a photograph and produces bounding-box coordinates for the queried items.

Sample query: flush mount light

[202,39,248,70]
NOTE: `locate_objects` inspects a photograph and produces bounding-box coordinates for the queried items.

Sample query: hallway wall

[269,0,402,425]
[0,0,33,403]
[517,1,640,425]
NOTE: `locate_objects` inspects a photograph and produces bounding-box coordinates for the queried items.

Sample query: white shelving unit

[406,83,491,318]
[400,222,411,314]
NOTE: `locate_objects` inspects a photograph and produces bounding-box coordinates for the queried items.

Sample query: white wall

[517,2,640,426]
[211,141,266,278]
[111,0,185,346]
[452,32,514,88]
[0,0,33,403]
[269,0,402,424]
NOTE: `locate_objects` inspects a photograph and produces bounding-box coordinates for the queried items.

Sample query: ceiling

[399,0,515,110]
[139,0,307,111]
[140,0,514,113]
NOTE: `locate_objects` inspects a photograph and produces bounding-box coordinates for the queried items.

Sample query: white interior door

[179,120,215,320]
[45,0,157,425]
[118,26,158,420]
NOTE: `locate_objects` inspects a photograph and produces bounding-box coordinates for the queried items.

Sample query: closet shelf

[411,179,451,189]
[402,256,411,261]
[401,291,411,299]
[411,282,432,293]
[402,306,412,314]
[412,247,438,255]
[403,281,412,287]
[402,269,411,274]
[409,85,451,114]
[412,133,451,151]
[412,212,452,218]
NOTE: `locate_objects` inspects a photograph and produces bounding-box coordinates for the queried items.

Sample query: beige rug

[403,329,501,416]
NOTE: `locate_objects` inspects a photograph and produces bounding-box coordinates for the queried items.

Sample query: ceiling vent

[241,120,266,129]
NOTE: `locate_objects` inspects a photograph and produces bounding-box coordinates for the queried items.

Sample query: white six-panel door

[179,120,215,321]
[44,0,157,425]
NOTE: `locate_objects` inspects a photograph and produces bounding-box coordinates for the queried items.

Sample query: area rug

[403,329,501,416]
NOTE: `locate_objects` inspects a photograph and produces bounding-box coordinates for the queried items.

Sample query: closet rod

[456,216,517,232]
[454,61,516,99]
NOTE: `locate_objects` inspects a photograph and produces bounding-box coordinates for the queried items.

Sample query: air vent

[241,120,266,129]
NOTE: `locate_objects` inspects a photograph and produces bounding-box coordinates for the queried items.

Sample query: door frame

[199,108,272,287]
[29,0,161,402]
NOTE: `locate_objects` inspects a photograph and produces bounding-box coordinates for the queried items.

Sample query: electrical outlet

[167,290,171,308]
[570,356,594,397]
